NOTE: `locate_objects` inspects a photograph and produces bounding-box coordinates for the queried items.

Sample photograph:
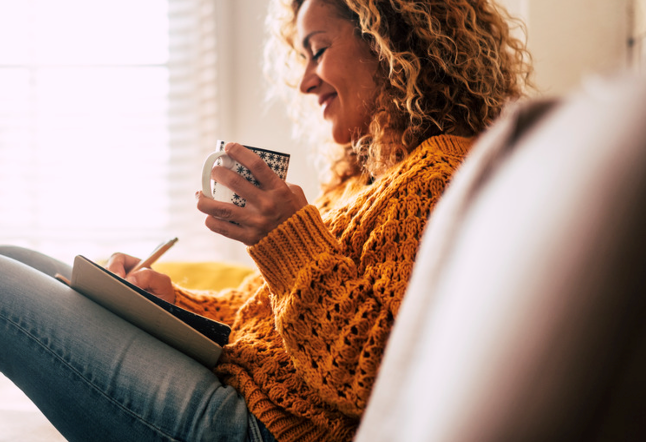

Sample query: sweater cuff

[173,283,202,311]
[248,205,339,295]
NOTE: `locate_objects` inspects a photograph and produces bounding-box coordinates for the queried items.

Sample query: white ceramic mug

[202,140,290,207]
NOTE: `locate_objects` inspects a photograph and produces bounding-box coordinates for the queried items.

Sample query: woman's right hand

[105,253,176,304]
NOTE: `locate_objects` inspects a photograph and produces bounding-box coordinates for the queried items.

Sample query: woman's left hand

[196,142,309,246]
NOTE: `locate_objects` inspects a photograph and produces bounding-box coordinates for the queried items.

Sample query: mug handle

[201,151,236,199]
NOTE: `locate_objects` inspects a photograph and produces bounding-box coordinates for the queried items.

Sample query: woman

[0,0,531,441]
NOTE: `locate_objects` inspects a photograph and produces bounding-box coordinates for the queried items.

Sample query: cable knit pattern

[174,135,472,442]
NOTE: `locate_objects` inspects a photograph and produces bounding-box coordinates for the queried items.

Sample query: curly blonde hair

[265,0,533,189]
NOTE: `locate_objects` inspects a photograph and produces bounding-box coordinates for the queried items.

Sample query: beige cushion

[356,72,646,441]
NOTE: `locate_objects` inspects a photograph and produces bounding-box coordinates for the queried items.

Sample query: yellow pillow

[152,261,255,291]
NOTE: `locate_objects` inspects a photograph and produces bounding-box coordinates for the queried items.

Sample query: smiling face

[295,0,379,144]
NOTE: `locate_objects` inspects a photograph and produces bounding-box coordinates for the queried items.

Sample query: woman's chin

[330,124,354,145]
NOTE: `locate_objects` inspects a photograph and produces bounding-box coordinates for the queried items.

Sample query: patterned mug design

[202,140,290,207]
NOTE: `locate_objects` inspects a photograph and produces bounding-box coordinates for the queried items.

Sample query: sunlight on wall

[0,0,168,64]
[0,0,176,263]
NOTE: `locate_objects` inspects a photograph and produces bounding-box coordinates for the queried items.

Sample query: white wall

[499,0,634,96]
[633,0,646,67]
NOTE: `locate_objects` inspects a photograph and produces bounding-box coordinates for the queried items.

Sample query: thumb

[287,183,308,207]
[126,273,139,286]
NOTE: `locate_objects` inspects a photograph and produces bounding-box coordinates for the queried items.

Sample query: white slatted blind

[0,0,222,263]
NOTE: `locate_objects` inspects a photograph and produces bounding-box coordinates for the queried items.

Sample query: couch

[354,71,646,441]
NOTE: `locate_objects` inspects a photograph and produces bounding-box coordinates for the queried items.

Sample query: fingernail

[195,190,200,200]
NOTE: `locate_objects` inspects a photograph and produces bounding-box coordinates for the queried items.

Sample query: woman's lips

[319,93,337,118]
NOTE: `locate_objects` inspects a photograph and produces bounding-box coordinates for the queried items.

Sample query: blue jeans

[0,246,275,442]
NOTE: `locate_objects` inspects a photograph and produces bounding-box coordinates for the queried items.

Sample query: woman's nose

[299,63,320,94]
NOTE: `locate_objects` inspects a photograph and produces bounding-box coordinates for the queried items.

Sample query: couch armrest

[357,72,646,442]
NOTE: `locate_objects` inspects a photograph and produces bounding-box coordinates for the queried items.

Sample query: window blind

[0,0,223,263]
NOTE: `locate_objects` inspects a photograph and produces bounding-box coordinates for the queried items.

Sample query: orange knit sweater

[174,135,472,442]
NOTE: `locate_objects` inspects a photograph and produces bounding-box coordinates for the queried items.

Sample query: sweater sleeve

[248,176,442,417]
[173,272,264,325]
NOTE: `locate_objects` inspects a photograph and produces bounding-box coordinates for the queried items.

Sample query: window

[0,0,223,263]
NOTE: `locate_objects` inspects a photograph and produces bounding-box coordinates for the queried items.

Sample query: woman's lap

[0,247,258,442]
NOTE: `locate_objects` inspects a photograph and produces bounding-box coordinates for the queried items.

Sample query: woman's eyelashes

[297,47,325,63]
[312,47,327,62]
